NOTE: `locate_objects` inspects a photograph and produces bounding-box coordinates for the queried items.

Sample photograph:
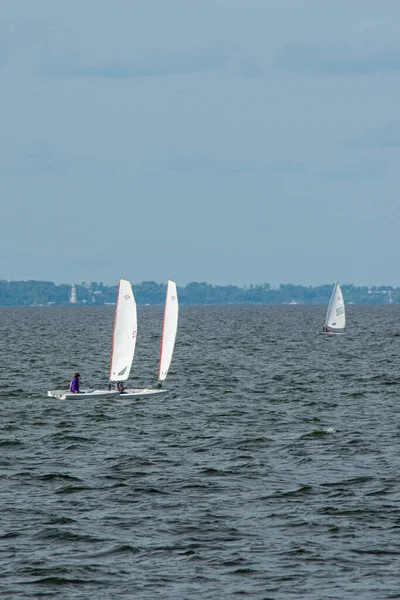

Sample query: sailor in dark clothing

[70,372,81,394]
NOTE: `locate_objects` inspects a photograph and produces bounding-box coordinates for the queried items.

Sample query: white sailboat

[123,280,179,397]
[47,279,137,399]
[320,282,346,335]
[47,279,179,399]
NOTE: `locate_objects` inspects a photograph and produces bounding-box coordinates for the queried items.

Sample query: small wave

[220,557,249,567]
[181,482,213,490]
[352,547,400,555]
[200,468,228,477]
[231,567,259,575]
[34,528,101,542]
[235,436,270,447]
[55,485,92,494]
[137,487,171,495]
[0,389,25,397]
[322,475,374,488]
[39,473,81,482]
[302,427,336,438]
[0,440,23,447]
[43,516,77,525]
[24,576,99,586]
[87,544,140,558]
[58,434,93,443]
[10,471,33,478]
[93,413,115,421]
[274,485,314,497]
[0,531,21,539]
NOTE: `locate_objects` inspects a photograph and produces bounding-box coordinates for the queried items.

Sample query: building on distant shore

[70,284,77,304]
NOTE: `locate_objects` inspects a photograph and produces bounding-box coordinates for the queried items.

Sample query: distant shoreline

[0,280,398,306]
[1,303,398,308]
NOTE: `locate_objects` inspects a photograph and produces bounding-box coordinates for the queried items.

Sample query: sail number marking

[336,306,344,316]
[132,330,137,339]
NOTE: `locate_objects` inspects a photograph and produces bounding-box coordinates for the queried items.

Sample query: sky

[1,0,400,287]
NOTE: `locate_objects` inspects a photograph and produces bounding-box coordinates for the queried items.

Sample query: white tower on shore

[70,284,77,304]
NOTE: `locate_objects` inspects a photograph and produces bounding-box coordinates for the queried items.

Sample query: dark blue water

[1,305,400,599]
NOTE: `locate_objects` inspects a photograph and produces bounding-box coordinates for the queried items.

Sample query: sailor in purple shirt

[70,372,81,394]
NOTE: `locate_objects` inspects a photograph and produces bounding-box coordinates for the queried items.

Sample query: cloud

[357,19,392,33]
[320,167,384,180]
[354,121,400,148]
[0,19,45,72]
[42,43,234,79]
[166,156,306,176]
[0,138,71,176]
[277,42,400,75]
[319,161,386,180]
[226,54,266,78]
[276,20,400,76]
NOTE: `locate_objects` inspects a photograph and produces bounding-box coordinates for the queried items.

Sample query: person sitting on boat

[70,372,81,394]
[116,381,126,393]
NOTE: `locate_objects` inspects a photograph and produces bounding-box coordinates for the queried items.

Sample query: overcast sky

[1,0,400,286]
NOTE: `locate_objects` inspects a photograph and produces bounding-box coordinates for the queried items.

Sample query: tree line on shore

[0,279,398,306]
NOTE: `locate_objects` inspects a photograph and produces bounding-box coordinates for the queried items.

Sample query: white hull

[319,331,345,336]
[47,387,169,400]
[47,389,120,400]
[119,388,169,399]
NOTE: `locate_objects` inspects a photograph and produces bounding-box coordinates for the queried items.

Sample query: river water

[1,305,400,599]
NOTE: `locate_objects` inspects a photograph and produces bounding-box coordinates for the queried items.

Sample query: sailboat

[123,280,179,397]
[320,282,346,335]
[47,279,178,399]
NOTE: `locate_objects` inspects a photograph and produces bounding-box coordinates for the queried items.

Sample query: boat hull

[47,389,120,400]
[319,331,345,335]
[120,388,169,398]
[47,388,169,400]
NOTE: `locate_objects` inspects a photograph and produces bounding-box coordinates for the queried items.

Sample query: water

[1,305,400,599]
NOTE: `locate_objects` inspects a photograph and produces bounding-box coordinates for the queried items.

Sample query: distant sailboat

[47,279,178,399]
[320,282,346,335]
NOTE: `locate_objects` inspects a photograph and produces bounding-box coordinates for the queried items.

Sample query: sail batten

[325,282,346,331]
[109,279,137,382]
[158,280,179,382]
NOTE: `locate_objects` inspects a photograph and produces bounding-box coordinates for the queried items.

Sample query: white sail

[325,282,345,331]
[109,279,137,381]
[158,280,179,382]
